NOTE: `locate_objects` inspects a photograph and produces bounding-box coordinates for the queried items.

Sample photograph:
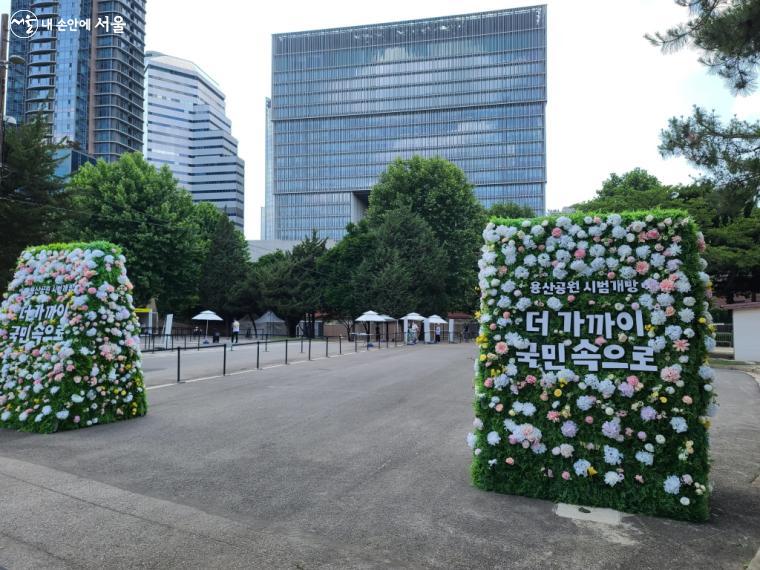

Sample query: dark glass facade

[266,6,547,240]
[7,0,145,162]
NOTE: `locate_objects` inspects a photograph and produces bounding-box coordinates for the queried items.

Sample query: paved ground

[1,345,760,569]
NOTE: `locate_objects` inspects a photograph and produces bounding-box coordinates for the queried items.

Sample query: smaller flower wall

[469,211,716,522]
[0,242,147,433]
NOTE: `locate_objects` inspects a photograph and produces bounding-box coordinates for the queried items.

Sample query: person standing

[231,318,240,343]
[411,322,419,345]
[434,324,441,344]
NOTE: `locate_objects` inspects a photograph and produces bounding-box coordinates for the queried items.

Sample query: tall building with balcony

[264,6,547,240]
[7,0,146,163]
[143,52,245,230]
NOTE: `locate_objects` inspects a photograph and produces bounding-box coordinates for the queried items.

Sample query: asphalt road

[1,345,759,569]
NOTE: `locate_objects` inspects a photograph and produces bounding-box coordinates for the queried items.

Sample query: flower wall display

[468,211,716,522]
[0,242,147,433]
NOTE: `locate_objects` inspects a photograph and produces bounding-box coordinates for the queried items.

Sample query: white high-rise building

[143,51,245,229]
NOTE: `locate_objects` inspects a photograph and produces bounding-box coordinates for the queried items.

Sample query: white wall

[733,308,760,362]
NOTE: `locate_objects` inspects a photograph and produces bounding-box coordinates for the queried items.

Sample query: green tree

[573,168,672,212]
[485,201,535,220]
[197,213,251,319]
[0,118,66,286]
[65,153,203,315]
[659,107,760,218]
[254,233,328,336]
[647,0,760,94]
[317,222,375,335]
[367,156,483,311]
[355,207,448,317]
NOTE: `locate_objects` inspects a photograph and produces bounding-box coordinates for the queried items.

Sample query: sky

[3,0,759,239]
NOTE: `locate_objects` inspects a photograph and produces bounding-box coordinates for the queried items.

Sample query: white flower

[546,297,562,311]
[55,410,69,420]
[0,411,10,421]
[466,433,476,449]
[678,308,695,323]
[42,405,52,416]
[486,431,501,446]
[655,434,666,444]
[604,471,622,487]
[680,497,691,506]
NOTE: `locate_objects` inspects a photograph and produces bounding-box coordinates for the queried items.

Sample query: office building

[263,6,546,240]
[8,0,146,164]
[143,51,245,230]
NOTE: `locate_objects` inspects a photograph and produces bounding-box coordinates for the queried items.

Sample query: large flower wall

[468,211,716,522]
[0,242,147,433]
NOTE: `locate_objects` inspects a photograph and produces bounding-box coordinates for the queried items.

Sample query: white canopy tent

[192,310,223,340]
[401,312,425,344]
[426,314,448,343]
[355,310,388,344]
[378,314,399,343]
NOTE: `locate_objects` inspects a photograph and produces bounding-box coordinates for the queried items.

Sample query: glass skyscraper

[8,0,146,163]
[264,6,546,240]
[143,52,245,230]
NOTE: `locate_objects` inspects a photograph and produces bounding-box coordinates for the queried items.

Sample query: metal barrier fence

[140,331,475,384]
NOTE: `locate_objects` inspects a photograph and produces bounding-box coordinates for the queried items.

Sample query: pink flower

[575,249,587,259]
[607,272,616,279]
[634,474,644,484]
[87,287,96,294]
[659,279,676,293]
[494,342,509,355]
[502,311,511,319]
[637,431,647,440]
[682,395,693,405]
[635,261,650,275]
[660,366,682,383]
[517,246,525,253]
[551,227,562,238]
[505,457,514,465]
[495,403,504,412]
[626,375,639,386]
[665,306,676,317]
[588,300,596,306]
[585,416,594,424]
[540,392,549,401]
[484,378,494,388]
[646,229,660,240]
[567,295,576,303]
[538,244,545,251]
[547,411,560,422]
[525,375,537,384]
[489,323,497,331]
[631,302,640,310]
[73,416,80,423]
[673,339,690,352]
[594,336,607,346]
[561,471,571,481]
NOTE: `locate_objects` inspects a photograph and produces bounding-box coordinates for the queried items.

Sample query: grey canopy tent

[255,310,287,337]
